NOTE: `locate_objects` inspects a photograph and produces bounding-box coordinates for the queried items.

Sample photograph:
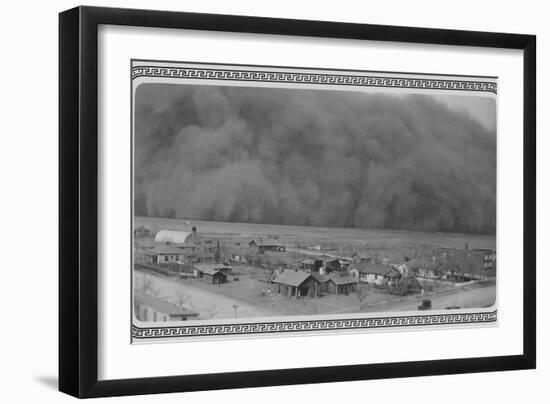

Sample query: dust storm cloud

[134,83,496,234]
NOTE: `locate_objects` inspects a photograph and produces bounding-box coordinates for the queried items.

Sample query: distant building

[134,291,199,322]
[271,270,321,298]
[248,240,258,248]
[351,253,373,264]
[134,225,152,238]
[301,259,323,272]
[258,243,286,253]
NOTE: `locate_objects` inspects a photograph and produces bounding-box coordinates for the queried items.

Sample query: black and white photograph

[131,61,497,341]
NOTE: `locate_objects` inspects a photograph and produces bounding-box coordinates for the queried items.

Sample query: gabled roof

[325,274,357,285]
[353,262,393,276]
[272,271,314,287]
[134,291,198,317]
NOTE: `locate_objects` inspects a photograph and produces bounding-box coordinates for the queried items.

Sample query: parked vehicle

[418,299,432,310]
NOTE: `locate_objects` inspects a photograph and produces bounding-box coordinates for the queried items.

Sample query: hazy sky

[134,84,496,234]
[433,95,496,132]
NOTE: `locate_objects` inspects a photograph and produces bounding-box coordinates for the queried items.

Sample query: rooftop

[145,245,187,255]
[272,270,313,287]
[194,263,231,275]
[353,262,393,276]
[134,291,198,317]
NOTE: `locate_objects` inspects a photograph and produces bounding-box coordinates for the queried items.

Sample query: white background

[0,0,547,403]
[100,28,519,380]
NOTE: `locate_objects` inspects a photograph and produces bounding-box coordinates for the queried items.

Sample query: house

[143,245,188,264]
[134,291,199,322]
[434,247,495,281]
[351,253,373,264]
[154,228,198,244]
[248,240,258,248]
[352,262,402,286]
[271,270,321,298]
[321,274,357,295]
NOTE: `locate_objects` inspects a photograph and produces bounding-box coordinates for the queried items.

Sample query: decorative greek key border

[131,61,497,341]
[131,65,497,94]
[132,310,497,339]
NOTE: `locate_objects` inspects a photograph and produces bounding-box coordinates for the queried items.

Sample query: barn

[271,270,321,298]
[154,229,198,244]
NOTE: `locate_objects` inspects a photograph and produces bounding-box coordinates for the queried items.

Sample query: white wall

[0,1,547,403]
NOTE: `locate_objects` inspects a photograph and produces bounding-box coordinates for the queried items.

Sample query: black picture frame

[59,5,536,398]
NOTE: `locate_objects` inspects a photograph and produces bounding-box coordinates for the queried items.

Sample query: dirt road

[134,270,277,320]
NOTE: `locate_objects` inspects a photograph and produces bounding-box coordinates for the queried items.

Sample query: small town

[133,220,496,322]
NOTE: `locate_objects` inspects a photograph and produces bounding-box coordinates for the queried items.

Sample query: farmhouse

[352,262,402,286]
[271,270,321,298]
[134,291,199,322]
[143,245,187,264]
[193,263,230,284]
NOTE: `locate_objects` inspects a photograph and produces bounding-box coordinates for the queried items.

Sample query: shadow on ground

[36,375,58,390]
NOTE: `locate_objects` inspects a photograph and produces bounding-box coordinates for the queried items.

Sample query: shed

[193,264,229,284]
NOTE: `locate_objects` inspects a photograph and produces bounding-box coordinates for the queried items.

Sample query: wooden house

[271,270,321,298]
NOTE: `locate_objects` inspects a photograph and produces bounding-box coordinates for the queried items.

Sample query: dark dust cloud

[134,83,496,234]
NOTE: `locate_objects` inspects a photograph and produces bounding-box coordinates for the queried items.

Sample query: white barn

[154,229,196,244]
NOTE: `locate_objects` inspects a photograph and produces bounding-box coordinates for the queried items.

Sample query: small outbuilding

[193,264,230,284]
